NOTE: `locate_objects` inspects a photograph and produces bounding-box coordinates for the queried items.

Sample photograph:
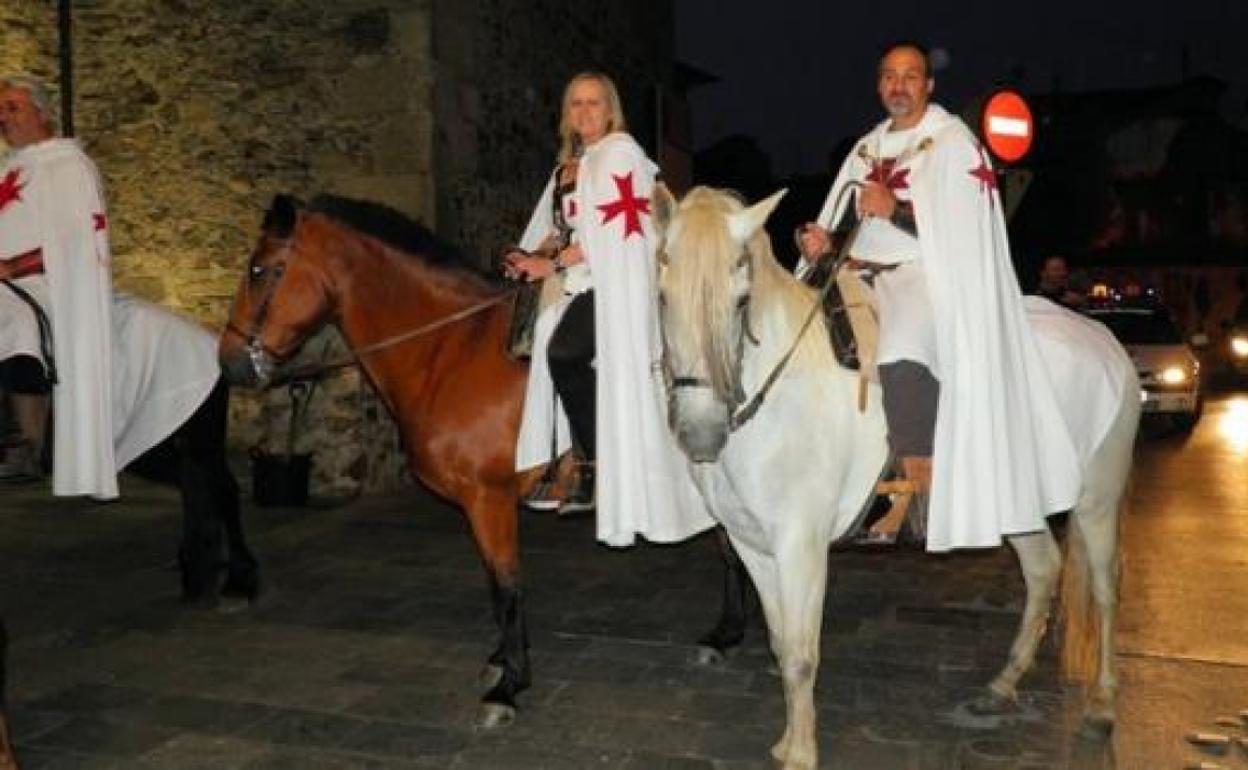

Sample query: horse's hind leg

[986,530,1062,707]
[1067,386,1137,737]
[0,618,18,770]
[694,527,750,665]
[464,491,529,729]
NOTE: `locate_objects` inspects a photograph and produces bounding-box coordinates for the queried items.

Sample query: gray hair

[0,74,58,132]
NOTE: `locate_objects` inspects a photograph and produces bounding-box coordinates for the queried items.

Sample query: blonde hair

[556,72,627,163]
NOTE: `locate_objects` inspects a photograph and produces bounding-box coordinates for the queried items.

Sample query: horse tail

[1058,516,1097,684]
[1059,469,1130,684]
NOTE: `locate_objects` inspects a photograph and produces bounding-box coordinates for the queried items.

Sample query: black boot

[557,461,595,516]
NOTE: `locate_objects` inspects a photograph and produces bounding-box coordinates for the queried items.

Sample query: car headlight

[1159,366,1188,385]
[1232,336,1248,358]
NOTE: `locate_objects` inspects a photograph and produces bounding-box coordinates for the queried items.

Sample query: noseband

[224,237,298,384]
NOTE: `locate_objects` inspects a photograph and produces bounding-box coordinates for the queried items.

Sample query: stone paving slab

[0,471,1153,769]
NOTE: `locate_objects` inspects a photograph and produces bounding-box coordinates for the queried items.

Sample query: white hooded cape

[813,106,1087,551]
[0,139,218,499]
[514,133,713,546]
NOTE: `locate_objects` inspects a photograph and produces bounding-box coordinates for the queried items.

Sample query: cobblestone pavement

[2,409,1244,770]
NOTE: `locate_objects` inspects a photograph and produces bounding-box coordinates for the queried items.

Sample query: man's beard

[885,95,913,118]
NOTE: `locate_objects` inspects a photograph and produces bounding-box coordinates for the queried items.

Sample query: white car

[1083,302,1203,432]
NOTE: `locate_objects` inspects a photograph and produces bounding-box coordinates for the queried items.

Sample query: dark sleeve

[889,200,917,238]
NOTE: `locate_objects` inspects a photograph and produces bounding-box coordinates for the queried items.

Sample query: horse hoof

[475,701,515,730]
[1078,713,1114,741]
[690,645,726,667]
[215,594,252,615]
[967,690,1018,717]
[479,663,504,689]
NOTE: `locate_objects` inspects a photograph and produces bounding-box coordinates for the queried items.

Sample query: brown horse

[219,194,539,727]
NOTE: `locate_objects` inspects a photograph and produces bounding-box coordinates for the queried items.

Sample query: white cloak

[811,106,1085,551]
[514,133,713,546]
[0,139,218,499]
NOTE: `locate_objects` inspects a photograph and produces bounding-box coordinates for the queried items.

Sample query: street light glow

[1217,397,1248,455]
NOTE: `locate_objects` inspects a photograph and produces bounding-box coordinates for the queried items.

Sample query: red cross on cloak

[968,146,998,199]
[0,168,26,213]
[93,213,107,231]
[865,159,909,191]
[596,173,650,239]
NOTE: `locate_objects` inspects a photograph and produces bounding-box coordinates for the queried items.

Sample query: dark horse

[126,377,260,606]
[0,618,15,770]
[219,195,538,726]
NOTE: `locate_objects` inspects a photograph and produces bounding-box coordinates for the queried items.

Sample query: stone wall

[433,0,675,267]
[3,0,674,499]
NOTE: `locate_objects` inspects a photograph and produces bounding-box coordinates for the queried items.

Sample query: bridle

[224,236,297,386]
[665,183,860,433]
[225,225,519,387]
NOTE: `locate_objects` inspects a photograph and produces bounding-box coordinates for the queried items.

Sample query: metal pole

[57,0,73,137]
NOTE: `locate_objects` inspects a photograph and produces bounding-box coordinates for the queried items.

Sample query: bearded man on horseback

[798,43,1084,551]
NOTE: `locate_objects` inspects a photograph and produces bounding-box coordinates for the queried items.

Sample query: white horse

[653,185,1140,770]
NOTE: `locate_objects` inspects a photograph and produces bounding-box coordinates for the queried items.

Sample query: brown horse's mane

[307,194,504,288]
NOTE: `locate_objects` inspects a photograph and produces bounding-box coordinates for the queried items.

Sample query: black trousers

[548,291,596,461]
[879,360,939,457]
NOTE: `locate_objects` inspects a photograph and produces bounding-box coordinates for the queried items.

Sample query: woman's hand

[504,252,557,282]
[556,243,584,268]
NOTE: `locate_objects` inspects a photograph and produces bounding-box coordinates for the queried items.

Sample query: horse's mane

[307,194,502,285]
[664,187,834,402]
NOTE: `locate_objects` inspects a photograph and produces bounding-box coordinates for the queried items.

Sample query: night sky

[675,0,1247,176]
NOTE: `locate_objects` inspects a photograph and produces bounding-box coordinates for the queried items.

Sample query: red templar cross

[968,147,998,198]
[0,168,26,213]
[596,173,650,239]
[865,159,909,191]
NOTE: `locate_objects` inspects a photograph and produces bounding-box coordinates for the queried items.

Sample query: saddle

[505,256,565,361]
[800,252,926,545]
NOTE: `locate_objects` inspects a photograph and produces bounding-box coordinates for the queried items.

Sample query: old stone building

[1,0,676,498]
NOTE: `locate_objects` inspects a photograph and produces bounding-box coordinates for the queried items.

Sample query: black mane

[307,194,500,284]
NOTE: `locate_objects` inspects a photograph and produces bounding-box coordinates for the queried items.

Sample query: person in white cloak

[797,43,1082,552]
[0,75,219,500]
[505,71,712,547]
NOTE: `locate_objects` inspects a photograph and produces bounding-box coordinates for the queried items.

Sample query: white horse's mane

[663,186,837,403]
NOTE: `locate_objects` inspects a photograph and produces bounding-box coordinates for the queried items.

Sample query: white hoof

[475,701,516,730]
[690,645,726,667]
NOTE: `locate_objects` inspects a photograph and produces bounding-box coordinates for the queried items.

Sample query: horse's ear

[652,182,678,234]
[727,188,788,244]
[263,194,301,238]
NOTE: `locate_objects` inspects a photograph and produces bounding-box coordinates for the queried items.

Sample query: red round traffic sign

[981,90,1034,164]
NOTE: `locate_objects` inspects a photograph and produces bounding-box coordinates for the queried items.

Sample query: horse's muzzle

[218,339,274,389]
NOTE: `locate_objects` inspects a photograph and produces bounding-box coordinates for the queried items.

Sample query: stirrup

[854,478,916,546]
[557,461,596,516]
[521,474,562,511]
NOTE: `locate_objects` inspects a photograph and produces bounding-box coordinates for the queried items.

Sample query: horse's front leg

[984,530,1061,708]
[0,618,18,770]
[694,527,750,665]
[464,490,529,729]
[732,536,825,770]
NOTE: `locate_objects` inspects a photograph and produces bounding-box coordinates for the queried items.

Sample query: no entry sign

[981,90,1034,164]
